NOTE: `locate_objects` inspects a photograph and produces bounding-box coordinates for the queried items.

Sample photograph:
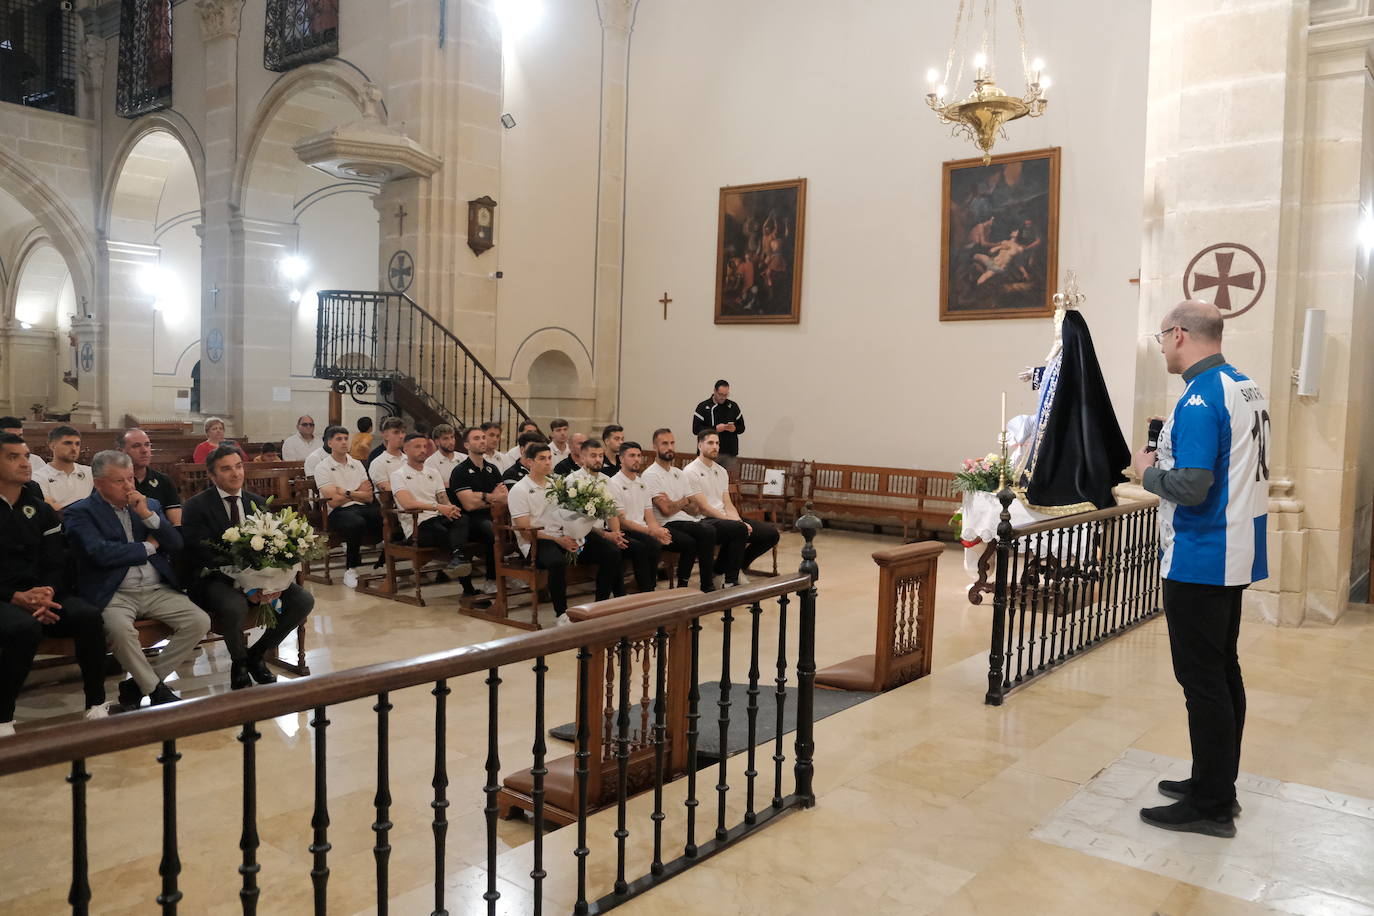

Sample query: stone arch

[6,232,71,327]
[0,152,94,309]
[508,328,594,393]
[98,112,207,237]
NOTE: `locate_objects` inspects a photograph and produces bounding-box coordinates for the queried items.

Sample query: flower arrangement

[545,473,620,559]
[219,505,321,626]
[953,453,1010,494]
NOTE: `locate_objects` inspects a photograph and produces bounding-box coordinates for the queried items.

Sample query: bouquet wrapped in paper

[218,505,321,627]
[545,474,620,559]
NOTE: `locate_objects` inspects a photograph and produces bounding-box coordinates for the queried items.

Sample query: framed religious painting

[715,178,807,324]
[939,147,1060,321]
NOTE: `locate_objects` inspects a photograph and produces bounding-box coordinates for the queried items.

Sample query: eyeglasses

[1152,326,1188,344]
[299,422,315,427]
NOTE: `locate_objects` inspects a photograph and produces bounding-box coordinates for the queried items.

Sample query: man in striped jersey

[1133,299,1269,838]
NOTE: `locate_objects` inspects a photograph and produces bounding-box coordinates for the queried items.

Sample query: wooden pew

[807,463,959,542]
[354,491,452,607]
[734,456,809,527]
[298,480,382,585]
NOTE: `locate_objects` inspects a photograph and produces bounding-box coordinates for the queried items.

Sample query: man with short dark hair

[483,422,512,473]
[450,426,508,595]
[567,438,633,598]
[502,430,547,485]
[123,428,181,526]
[687,430,777,586]
[314,424,381,589]
[368,417,408,489]
[182,446,315,690]
[392,433,473,576]
[548,418,572,466]
[608,441,663,593]
[641,428,718,592]
[0,417,46,476]
[425,423,464,485]
[502,420,541,469]
[553,432,586,477]
[692,380,746,470]
[65,450,210,710]
[36,425,91,511]
[601,425,625,476]
[0,433,108,734]
[281,415,318,461]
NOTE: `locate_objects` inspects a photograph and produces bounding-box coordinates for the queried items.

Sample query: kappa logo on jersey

[1185,394,1208,407]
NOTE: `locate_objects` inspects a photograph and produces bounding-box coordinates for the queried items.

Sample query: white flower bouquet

[219,505,321,626]
[545,473,619,558]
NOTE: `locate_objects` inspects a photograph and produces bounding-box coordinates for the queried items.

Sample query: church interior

[1,0,1374,912]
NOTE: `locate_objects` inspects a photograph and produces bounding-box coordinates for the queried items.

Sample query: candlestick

[1000,391,1006,435]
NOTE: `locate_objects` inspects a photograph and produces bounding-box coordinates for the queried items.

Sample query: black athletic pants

[417,515,472,554]
[664,520,717,591]
[622,529,662,593]
[1162,578,1247,818]
[0,596,106,721]
[532,535,623,614]
[328,503,382,569]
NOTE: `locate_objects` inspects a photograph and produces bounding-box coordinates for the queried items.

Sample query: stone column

[594,0,639,423]
[102,238,160,424]
[229,216,299,436]
[69,314,102,424]
[195,0,246,419]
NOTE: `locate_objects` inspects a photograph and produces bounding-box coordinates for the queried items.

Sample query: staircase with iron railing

[315,290,531,444]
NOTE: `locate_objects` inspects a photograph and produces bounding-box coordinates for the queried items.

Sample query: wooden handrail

[1010,495,1160,538]
[0,574,810,776]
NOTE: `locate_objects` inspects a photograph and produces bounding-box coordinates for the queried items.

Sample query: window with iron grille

[264,0,338,73]
[115,0,171,118]
[0,0,79,116]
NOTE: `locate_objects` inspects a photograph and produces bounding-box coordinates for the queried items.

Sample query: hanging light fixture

[924,0,1049,164]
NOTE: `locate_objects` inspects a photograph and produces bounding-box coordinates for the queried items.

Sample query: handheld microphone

[1146,418,1163,453]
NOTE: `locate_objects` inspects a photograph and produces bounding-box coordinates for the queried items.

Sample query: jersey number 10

[1250,409,1271,482]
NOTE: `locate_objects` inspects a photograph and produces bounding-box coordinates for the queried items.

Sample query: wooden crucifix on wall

[659,292,672,319]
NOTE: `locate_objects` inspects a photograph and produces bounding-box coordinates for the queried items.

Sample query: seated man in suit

[64,450,210,710]
[0,433,108,735]
[182,445,315,690]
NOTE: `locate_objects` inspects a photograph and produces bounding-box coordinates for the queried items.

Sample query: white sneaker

[0,721,14,738]
[480,579,499,595]
[84,706,109,721]
[343,568,359,589]
[713,575,725,591]
[736,572,752,586]
[554,614,574,627]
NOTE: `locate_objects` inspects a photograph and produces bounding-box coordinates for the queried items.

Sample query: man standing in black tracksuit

[692,379,746,471]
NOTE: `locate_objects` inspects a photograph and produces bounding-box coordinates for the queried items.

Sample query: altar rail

[0,527,822,915]
[984,492,1161,705]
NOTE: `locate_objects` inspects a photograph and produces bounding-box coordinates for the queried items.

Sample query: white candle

[1001,391,1007,435]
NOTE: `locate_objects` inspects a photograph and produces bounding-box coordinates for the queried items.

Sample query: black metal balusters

[650,627,669,875]
[309,707,331,916]
[239,722,262,915]
[744,602,763,824]
[715,606,735,841]
[67,759,91,914]
[157,740,182,913]
[794,511,821,805]
[573,645,592,916]
[483,669,502,913]
[772,593,789,811]
[613,638,632,896]
[373,693,393,915]
[530,657,548,915]
[431,682,450,916]
[986,488,1014,705]
[683,614,703,857]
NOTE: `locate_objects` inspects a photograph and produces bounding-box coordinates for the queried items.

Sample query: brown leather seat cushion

[815,654,878,692]
[502,752,579,810]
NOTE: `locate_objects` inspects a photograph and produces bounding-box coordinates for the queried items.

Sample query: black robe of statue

[1023,310,1129,511]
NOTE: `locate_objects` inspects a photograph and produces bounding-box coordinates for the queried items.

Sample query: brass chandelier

[925,0,1049,164]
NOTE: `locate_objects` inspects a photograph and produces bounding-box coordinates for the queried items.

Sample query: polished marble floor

[2,528,1372,915]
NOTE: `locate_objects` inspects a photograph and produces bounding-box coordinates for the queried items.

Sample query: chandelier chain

[943,0,967,87]
[1014,0,1032,80]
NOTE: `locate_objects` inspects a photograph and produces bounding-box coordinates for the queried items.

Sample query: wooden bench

[298,480,383,585]
[486,506,599,630]
[355,491,456,607]
[734,456,809,527]
[807,463,959,542]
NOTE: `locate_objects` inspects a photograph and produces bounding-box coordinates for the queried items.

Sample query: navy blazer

[63,494,183,610]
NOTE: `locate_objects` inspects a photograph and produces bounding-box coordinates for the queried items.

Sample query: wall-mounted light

[289,289,302,303]
[495,0,542,40]
[19,322,31,330]
[279,255,309,281]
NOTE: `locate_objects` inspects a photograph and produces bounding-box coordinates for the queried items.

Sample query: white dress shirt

[281,432,318,462]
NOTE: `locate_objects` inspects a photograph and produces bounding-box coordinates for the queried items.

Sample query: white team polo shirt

[641,462,699,524]
[610,470,652,526]
[303,447,328,476]
[507,475,566,556]
[389,464,446,538]
[313,454,369,511]
[683,457,729,514]
[488,449,514,473]
[38,463,93,509]
[549,442,571,467]
[425,449,463,487]
[369,450,407,488]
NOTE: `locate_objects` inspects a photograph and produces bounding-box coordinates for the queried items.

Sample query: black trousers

[329,503,382,569]
[531,535,624,615]
[622,529,662,593]
[0,595,106,720]
[1162,578,1247,817]
[664,520,717,590]
[741,519,779,572]
[465,512,496,580]
[417,515,472,554]
[701,518,749,581]
[196,579,314,663]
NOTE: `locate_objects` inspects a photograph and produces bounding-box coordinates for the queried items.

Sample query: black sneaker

[1139,801,1236,838]
[110,677,144,713]
[148,683,183,706]
[1158,778,1242,816]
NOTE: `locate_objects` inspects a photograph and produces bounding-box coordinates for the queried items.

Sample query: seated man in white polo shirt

[641,428,719,592]
[0,417,47,475]
[425,423,465,487]
[508,443,621,625]
[390,433,473,576]
[684,430,778,587]
[608,440,666,593]
[313,424,382,588]
[36,425,92,511]
[367,417,408,491]
[567,438,635,599]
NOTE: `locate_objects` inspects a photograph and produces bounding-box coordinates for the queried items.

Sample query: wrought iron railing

[0,523,822,914]
[264,0,338,73]
[0,0,79,115]
[115,0,172,118]
[315,289,531,447]
[984,491,1161,705]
